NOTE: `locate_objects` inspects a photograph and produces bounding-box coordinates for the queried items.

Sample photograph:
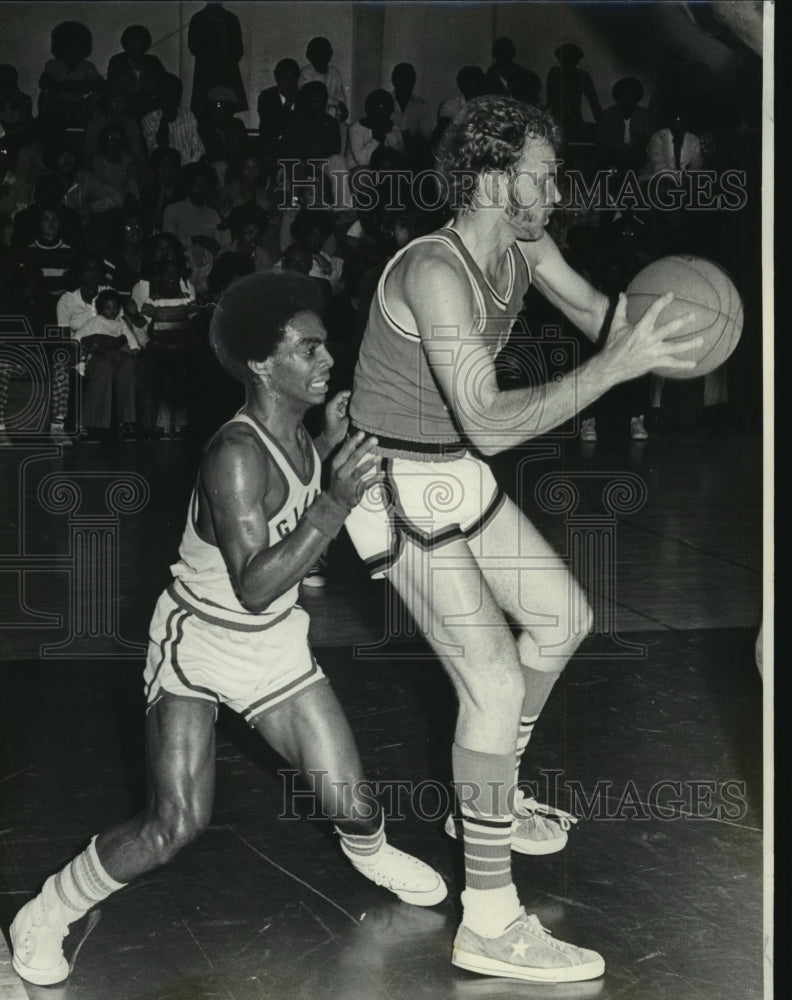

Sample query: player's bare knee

[559,598,594,656]
[145,802,210,863]
[465,663,525,718]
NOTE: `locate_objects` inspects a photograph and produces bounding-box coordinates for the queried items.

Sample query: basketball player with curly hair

[347,96,699,982]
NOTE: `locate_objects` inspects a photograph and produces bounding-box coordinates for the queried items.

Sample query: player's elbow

[468,434,502,457]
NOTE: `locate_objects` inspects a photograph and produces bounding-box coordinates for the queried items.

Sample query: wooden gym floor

[0,413,767,1000]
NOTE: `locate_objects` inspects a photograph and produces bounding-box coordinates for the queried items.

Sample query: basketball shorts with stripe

[143,590,328,724]
[345,452,506,579]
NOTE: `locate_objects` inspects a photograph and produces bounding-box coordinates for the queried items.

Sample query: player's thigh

[472,494,590,635]
[252,681,361,773]
[386,534,523,693]
[145,694,217,819]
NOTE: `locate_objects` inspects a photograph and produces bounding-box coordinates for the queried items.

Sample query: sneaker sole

[452,947,604,983]
[9,918,69,987]
[512,830,568,855]
[446,818,568,856]
[301,578,327,588]
[390,877,448,907]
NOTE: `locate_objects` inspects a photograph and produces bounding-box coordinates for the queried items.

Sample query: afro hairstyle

[209,270,323,383]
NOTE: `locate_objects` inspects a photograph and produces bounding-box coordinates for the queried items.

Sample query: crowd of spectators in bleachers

[0,11,761,448]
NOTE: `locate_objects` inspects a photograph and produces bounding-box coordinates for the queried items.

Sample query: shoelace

[503,909,551,936]
[513,790,578,831]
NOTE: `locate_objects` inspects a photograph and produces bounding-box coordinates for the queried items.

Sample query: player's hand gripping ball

[625,255,743,379]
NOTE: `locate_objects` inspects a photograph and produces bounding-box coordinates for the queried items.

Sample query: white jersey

[168,413,321,628]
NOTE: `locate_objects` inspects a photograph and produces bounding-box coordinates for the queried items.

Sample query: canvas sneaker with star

[452,910,605,983]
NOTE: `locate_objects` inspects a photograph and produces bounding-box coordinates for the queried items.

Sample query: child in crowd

[70,288,139,440]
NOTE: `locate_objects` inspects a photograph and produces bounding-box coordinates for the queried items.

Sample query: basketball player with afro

[10,270,447,988]
[347,95,700,982]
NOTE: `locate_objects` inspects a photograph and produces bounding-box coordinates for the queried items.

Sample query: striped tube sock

[514,714,539,783]
[42,837,126,926]
[453,743,522,937]
[335,814,386,864]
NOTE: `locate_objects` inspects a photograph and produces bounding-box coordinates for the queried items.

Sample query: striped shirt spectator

[25,238,75,299]
[141,108,204,165]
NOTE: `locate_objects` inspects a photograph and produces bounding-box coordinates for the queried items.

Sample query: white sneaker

[630,415,648,440]
[10,894,70,986]
[340,841,447,907]
[511,790,577,854]
[445,791,576,856]
[580,418,597,443]
[452,910,604,983]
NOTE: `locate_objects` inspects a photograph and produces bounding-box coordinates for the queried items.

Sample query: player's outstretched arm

[518,234,611,342]
[403,250,701,457]
[202,426,378,612]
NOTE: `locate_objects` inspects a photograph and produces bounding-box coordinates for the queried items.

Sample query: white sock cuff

[87,836,127,893]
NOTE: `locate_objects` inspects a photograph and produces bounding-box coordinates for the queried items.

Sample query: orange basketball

[625,255,743,379]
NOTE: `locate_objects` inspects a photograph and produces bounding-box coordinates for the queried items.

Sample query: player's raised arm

[202,425,377,612]
[404,248,700,456]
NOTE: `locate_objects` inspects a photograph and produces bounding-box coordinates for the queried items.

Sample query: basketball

[624,255,743,379]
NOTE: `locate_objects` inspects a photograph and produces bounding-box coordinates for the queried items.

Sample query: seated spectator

[10,173,83,250]
[290,209,343,292]
[0,64,33,123]
[138,145,182,232]
[22,208,76,300]
[56,253,115,440]
[56,252,113,334]
[128,255,200,438]
[162,161,227,252]
[202,110,250,189]
[0,146,24,245]
[279,241,333,314]
[390,63,433,168]
[347,90,405,168]
[0,263,73,445]
[106,25,166,121]
[71,287,139,440]
[437,66,485,132]
[283,81,342,163]
[0,87,36,172]
[218,204,272,272]
[38,21,104,127]
[12,114,66,208]
[162,161,227,300]
[198,85,242,163]
[642,105,703,178]
[90,123,141,201]
[596,77,654,173]
[44,142,123,252]
[257,58,299,169]
[84,89,143,160]
[299,37,348,122]
[142,73,204,165]
[183,252,250,435]
[219,150,270,218]
[47,141,123,221]
[131,231,195,310]
[105,209,148,293]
